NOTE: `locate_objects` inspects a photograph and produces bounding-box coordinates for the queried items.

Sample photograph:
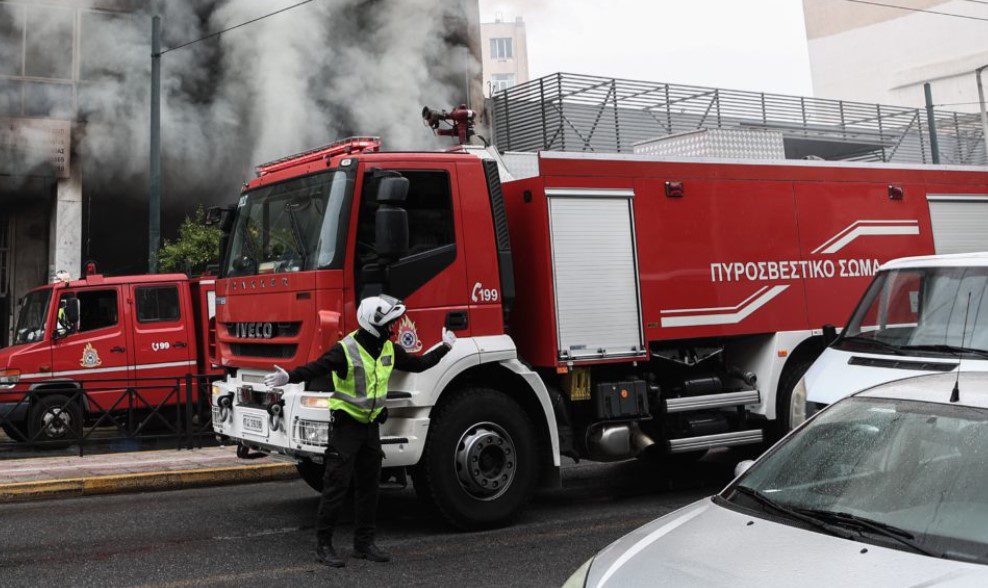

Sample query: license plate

[242,413,267,436]
[211,406,221,423]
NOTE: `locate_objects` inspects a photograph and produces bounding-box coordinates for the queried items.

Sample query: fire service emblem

[80,343,102,368]
[394,316,422,353]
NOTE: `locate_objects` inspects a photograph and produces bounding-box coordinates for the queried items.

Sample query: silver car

[564,373,988,587]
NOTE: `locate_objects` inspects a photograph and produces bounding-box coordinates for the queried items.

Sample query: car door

[50,286,132,413]
[130,282,194,410]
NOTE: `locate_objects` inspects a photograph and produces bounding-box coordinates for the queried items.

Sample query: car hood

[585,498,988,588]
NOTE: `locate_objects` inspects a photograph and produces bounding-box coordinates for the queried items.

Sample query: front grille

[224,322,301,339]
[230,343,297,359]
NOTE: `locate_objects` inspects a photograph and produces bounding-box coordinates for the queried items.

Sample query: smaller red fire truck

[0,268,219,444]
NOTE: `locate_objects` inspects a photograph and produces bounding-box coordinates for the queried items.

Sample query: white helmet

[357,295,406,337]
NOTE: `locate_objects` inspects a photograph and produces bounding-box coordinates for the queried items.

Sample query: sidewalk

[0,446,298,503]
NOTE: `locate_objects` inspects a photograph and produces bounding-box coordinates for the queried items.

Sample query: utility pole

[977,66,988,165]
[148,15,162,273]
[923,82,940,164]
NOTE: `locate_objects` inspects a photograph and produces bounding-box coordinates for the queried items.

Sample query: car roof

[880,251,988,271]
[857,372,988,409]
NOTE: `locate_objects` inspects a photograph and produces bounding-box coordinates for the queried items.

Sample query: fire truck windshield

[837,267,988,359]
[224,170,350,277]
[14,288,51,345]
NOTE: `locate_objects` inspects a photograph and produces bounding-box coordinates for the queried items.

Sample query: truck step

[665,390,760,413]
[668,429,764,454]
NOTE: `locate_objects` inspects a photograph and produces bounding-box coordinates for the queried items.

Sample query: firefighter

[264,295,456,567]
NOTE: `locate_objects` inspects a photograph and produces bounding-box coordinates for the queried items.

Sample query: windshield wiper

[839,335,904,356]
[794,508,939,557]
[730,486,854,540]
[899,344,988,360]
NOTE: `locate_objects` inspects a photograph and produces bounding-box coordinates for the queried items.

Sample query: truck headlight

[0,368,21,389]
[211,383,223,405]
[562,557,594,588]
[294,419,330,446]
[300,394,331,409]
[789,377,808,428]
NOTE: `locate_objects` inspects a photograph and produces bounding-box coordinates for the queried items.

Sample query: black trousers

[316,412,382,547]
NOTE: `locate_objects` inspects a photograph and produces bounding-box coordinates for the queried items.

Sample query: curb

[0,462,299,504]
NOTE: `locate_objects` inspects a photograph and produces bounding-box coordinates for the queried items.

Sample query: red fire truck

[211,115,988,528]
[0,270,219,444]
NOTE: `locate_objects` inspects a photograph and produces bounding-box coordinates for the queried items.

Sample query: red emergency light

[255,136,381,177]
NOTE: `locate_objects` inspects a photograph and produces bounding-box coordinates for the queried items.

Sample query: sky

[478,0,815,96]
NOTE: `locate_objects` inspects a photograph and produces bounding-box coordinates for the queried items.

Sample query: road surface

[0,453,741,587]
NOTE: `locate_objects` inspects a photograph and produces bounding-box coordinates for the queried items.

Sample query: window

[25,5,74,80]
[490,37,513,60]
[0,79,21,117]
[61,289,118,333]
[355,170,456,298]
[490,73,516,94]
[24,82,73,118]
[136,286,181,323]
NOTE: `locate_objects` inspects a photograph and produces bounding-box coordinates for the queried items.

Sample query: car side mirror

[822,324,838,345]
[734,460,755,478]
[375,177,410,262]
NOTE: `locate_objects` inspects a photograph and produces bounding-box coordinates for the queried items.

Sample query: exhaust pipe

[587,423,657,461]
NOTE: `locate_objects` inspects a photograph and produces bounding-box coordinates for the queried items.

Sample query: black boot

[316,542,346,568]
[353,542,390,563]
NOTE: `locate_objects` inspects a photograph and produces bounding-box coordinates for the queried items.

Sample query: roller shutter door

[928,195,988,254]
[546,188,644,360]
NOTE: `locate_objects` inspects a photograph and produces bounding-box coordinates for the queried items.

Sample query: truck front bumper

[212,371,428,467]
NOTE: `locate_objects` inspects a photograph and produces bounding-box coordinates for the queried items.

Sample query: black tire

[774,358,816,435]
[27,394,82,448]
[296,458,325,493]
[411,387,538,530]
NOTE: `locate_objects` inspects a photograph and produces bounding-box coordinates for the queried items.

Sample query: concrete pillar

[50,160,82,280]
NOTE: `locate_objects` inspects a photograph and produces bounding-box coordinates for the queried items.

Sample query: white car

[799,252,988,427]
[565,373,988,587]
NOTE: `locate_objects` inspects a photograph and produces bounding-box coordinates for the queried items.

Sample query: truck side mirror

[375,177,410,261]
[822,324,838,345]
[205,205,236,232]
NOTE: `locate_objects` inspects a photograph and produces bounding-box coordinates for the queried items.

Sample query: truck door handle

[39,365,51,373]
[173,342,187,349]
[110,346,126,353]
[445,311,468,331]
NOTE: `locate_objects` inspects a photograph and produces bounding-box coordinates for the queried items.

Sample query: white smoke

[2,0,479,191]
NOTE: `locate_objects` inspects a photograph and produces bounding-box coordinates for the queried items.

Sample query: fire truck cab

[211,134,988,529]
[0,271,218,444]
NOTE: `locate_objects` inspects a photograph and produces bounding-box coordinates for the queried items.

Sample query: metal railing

[490,73,988,166]
[0,374,220,456]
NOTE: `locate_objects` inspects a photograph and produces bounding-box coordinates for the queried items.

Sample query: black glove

[373,406,389,424]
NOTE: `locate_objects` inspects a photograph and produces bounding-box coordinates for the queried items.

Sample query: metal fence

[490,73,988,166]
[0,375,219,456]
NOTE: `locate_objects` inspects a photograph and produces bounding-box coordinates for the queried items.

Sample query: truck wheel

[775,358,815,435]
[296,458,325,493]
[412,387,538,530]
[27,394,82,448]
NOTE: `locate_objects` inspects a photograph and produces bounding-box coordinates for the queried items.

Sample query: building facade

[481,15,529,97]
[803,0,988,112]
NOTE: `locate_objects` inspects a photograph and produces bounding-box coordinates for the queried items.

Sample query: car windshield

[223,170,350,277]
[727,397,988,563]
[836,267,988,358]
[13,289,51,345]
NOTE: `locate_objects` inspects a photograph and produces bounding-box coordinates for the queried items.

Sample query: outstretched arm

[286,343,348,383]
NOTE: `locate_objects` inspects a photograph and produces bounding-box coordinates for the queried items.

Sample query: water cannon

[423,104,476,145]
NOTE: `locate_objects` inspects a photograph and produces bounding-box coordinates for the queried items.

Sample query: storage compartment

[593,380,649,420]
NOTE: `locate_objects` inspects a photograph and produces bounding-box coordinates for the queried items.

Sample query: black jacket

[287,328,450,384]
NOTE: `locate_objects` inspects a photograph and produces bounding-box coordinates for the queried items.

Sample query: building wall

[481,16,529,97]
[803,0,988,111]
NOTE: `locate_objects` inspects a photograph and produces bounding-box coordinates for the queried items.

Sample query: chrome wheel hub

[42,407,72,438]
[454,422,516,501]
